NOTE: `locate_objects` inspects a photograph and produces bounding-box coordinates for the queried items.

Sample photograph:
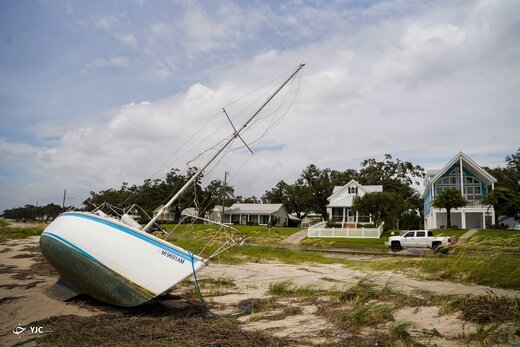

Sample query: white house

[223,203,293,227]
[152,205,175,222]
[327,180,383,225]
[423,152,497,229]
[206,205,225,223]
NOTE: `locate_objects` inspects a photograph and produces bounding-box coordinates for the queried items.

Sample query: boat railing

[166,214,245,260]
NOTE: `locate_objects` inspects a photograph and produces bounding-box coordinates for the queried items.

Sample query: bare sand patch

[393,306,477,346]
[0,237,99,346]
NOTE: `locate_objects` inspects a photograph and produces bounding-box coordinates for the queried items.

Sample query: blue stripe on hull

[60,212,193,262]
[40,233,156,307]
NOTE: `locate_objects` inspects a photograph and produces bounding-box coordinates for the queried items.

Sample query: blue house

[423,152,497,229]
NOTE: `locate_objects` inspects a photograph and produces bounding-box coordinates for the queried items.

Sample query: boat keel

[47,278,83,301]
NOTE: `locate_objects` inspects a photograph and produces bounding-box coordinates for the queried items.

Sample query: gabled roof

[424,152,497,195]
[226,203,286,215]
[329,179,383,201]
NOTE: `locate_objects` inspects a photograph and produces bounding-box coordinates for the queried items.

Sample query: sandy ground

[1,236,519,346]
[194,261,520,344]
[0,237,100,346]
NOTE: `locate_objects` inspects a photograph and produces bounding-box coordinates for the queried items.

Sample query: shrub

[489,224,509,230]
[326,220,339,228]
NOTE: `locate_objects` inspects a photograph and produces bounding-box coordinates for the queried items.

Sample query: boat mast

[143,63,305,231]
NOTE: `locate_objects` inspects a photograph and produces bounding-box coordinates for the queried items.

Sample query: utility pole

[62,189,67,210]
[221,171,228,224]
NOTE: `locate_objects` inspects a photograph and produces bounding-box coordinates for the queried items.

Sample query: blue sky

[1,0,519,212]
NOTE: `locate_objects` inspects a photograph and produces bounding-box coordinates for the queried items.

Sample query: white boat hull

[40,212,206,307]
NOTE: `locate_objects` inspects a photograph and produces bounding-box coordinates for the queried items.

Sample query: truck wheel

[391,242,402,252]
[432,243,448,254]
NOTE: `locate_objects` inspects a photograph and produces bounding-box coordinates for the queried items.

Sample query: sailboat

[40,64,305,307]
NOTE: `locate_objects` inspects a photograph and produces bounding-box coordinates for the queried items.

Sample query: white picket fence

[307,221,384,238]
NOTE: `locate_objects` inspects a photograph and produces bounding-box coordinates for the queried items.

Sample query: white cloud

[113,32,138,47]
[149,22,173,37]
[95,15,119,29]
[89,56,129,68]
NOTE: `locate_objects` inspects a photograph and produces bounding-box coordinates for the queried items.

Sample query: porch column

[491,209,495,227]
[461,210,466,229]
[369,214,373,223]
[482,212,486,229]
[268,214,272,225]
[239,214,242,224]
[355,211,359,223]
[342,208,346,224]
[432,211,437,229]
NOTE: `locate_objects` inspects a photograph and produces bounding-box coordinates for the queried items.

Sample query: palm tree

[481,186,520,225]
[431,188,468,228]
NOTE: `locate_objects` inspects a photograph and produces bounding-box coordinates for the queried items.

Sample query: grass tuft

[388,321,413,341]
[339,303,394,328]
[268,280,295,296]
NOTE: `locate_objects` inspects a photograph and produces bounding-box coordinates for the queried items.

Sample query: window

[416,231,425,237]
[427,231,433,237]
[464,186,482,201]
[260,215,270,224]
[331,208,343,221]
[404,232,414,238]
[348,186,358,194]
[231,215,240,223]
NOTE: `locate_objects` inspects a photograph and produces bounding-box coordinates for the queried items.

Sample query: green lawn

[467,229,520,247]
[299,230,405,250]
[0,222,45,239]
[161,223,302,244]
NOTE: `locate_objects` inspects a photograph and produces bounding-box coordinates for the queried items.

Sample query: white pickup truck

[384,230,453,252]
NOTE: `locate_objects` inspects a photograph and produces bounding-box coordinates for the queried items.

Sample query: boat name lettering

[160,249,185,264]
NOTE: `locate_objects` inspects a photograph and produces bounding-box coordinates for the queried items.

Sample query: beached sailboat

[40,64,305,307]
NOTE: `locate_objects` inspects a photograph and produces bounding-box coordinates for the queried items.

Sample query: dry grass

[33,295,296,346]
[443,290,520,324]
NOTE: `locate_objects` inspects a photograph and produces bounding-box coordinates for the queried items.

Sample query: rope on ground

[189,252,257,318]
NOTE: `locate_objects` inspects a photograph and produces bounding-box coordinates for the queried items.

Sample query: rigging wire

[116,69,296,208]
[111,66,304,224]
[140,66,298,182]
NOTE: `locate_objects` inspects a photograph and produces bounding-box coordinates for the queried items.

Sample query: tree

[480,186,520,225]
[261,179,313,218]
[240,195,261,203]
[431,188,468,228]
[299,164,357,219]
[357,154,425,190]
[194,179,235,218]
[357,154,425,225]
[352,192,407,228]
[486,148,520,222]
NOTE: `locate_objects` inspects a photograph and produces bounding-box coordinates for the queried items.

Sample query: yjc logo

[12,323,43,338]
[12,324,25,338]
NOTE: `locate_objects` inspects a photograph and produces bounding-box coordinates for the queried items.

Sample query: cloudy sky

[1,0,519,212]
